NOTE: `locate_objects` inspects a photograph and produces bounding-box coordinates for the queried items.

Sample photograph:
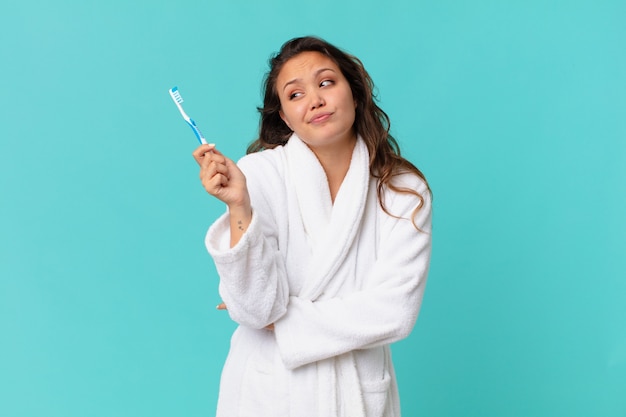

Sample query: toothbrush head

[169,86,183,104]
[168,85,207,145]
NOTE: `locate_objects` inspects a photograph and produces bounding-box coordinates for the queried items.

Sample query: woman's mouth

[309,112,333,124]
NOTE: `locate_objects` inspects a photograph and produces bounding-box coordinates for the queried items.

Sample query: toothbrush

[168,86,208,144]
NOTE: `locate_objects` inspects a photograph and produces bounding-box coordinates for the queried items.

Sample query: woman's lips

[309,112,333,124]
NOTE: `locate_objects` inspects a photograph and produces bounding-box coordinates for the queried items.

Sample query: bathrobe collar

[285,133,370,300]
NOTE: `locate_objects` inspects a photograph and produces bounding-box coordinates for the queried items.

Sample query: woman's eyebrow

[282,68,337,91]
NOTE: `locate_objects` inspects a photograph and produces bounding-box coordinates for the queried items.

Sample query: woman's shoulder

[387,170,430,197]
[237,146,287,176]
[374,170,432,234]
[379,170,432,217]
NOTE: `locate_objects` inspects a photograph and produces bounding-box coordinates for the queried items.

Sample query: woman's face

[277,51,357,151]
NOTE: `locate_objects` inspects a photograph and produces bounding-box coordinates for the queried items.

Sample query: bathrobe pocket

[361,369,392,417]
[356,347,393,417]
[236,330,282,417]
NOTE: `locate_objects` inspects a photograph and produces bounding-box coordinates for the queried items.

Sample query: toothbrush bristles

[170,88,183,103]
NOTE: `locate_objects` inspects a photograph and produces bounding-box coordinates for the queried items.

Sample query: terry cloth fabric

[205,133,432,416]
[284,134,368,416]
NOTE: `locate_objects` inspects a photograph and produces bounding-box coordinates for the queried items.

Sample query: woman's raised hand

[192,144,250,208]
[193,144,252,247]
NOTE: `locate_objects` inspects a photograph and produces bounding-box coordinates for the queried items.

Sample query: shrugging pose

[192,36,432,417]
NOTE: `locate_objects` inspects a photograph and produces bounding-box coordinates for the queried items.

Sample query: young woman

[192,36,432,417]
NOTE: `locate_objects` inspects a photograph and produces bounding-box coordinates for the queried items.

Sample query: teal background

[1,0,624,416]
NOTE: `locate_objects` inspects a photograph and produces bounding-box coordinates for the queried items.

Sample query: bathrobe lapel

[285,133,370,301]
[286,134,370,416]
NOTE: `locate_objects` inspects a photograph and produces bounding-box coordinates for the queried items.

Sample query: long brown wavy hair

[247,36,431,228]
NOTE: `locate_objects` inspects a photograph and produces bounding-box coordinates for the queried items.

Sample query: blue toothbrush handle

[187,118,207,144]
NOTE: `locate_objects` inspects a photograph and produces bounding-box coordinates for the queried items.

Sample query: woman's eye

[320,80,334,87]
[289,92,302,100]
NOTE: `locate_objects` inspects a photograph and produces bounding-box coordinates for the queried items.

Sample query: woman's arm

[201,150,290,329]
[193,144,252,248]
[273,181,432,369]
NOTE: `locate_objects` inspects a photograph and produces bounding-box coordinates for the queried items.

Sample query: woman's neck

[310,136,357,203]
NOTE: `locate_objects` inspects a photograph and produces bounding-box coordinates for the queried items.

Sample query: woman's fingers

[200,158,231,195]
[200,150,226,169]
[200,155,228,182]
[216,301,272,330]
[192,143,217,165]
[193,145,249,206]
[216,302,273,330]
[199,150,229,186]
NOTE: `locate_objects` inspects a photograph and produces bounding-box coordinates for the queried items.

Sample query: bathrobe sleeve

[274,175,432,370]
[205,152,290,330]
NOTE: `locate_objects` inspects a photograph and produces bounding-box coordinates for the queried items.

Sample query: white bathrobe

[205,134,432,417]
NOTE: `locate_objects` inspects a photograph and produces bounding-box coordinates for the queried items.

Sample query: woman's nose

[310,93,325,110]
